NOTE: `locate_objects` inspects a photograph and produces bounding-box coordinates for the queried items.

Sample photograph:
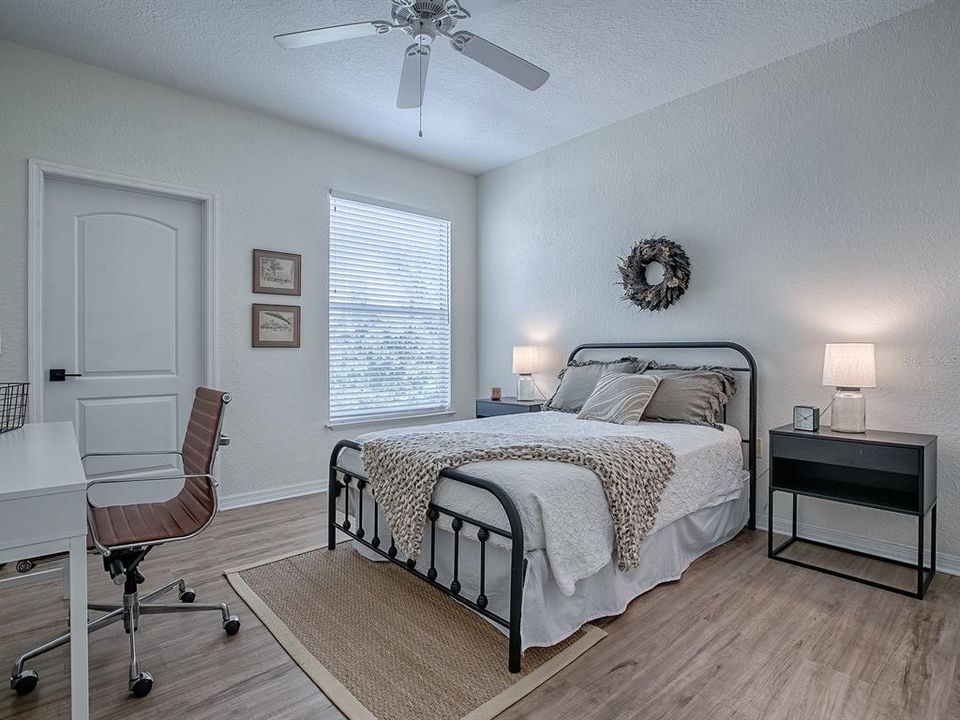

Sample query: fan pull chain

[418,26,424,138]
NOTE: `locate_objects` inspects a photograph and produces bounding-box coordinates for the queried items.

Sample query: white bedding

[343,411,747,596]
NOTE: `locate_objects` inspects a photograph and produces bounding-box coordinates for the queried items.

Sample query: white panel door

[41,177,204,504]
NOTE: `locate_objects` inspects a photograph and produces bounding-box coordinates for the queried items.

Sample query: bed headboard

[567,341,758,530]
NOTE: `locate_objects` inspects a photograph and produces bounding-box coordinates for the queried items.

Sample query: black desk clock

[793,405,820,431]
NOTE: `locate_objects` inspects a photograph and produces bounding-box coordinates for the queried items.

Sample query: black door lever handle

[49,368,82,382]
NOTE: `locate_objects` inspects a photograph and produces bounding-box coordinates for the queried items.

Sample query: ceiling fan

[274,0,550,109]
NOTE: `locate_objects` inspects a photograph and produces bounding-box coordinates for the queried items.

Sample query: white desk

[0,422,89,719]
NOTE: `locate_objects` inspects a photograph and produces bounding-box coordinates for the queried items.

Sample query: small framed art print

[253,249,301,296]
[252,303,301,348]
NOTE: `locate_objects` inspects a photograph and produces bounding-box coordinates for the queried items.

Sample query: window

[328,193,452,424]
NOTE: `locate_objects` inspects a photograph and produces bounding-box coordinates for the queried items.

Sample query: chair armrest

[87,472,217,490]
[87,472,217,510]
[82,449,183,461]
[82,450,185,479]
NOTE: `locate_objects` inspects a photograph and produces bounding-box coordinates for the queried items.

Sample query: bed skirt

[351,489,747,650]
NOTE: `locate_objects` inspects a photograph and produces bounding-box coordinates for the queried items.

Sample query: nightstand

[768,424,937,599]
[475,397,544,419]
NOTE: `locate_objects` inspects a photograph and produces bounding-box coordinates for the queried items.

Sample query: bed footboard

[328,439,528,673]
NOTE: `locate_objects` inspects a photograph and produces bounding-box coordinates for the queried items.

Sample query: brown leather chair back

[177,387,230,518]
[88,387,231,550]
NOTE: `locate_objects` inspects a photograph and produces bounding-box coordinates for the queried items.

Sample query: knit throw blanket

[360,432,676,573]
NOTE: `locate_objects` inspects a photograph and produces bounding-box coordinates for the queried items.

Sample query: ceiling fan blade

[397,43,431,109]
[449,31,548,90]
[274,20,392,49]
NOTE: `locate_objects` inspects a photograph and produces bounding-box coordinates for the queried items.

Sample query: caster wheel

[11,670,39,696]
[129,672,153,698]
[15,560,35,574]
[223,616,241,636]
[179,588,196,603]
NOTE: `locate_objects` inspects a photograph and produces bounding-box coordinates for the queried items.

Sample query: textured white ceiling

[0,0,932,174]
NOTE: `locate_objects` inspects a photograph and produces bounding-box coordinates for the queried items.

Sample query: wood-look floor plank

[0,495,340,720]
[1,495,958,720]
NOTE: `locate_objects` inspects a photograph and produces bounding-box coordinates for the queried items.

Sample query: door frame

[27,159,219,421]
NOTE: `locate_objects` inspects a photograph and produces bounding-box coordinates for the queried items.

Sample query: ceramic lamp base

[516,374,537,401]
[831,388,866,433]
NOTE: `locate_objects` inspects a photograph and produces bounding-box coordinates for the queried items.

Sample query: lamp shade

[512,346,538,375]
[822,343,876,388]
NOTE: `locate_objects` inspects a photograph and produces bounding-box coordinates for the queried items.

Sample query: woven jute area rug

[225,545,605,720]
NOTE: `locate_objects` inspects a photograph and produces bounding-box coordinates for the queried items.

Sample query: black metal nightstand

[475,397,544,419]
[768,424,937,599]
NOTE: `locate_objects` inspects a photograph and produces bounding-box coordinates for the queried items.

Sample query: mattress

[342,411,748,595]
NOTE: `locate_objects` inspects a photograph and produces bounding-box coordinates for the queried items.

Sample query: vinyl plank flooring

[0,495,341,720]
[1,495,958,720]
[497,534,960,720]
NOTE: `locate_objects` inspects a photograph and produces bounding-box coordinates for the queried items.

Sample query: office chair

[10,387,240,699]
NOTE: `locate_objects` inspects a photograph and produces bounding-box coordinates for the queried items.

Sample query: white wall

[478,1,960,559]
[0,41,477,502]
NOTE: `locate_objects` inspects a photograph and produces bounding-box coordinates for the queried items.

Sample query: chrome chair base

[10,576,240,698]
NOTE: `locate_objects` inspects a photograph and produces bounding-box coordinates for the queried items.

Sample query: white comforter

[344,411,747,596]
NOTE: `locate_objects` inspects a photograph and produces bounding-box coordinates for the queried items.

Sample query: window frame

[326,191,454,428]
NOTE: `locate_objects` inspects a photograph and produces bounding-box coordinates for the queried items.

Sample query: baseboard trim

[758,516,960,578]
[219,482,326,511]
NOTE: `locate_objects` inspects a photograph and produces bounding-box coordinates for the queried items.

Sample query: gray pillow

[577,372,661,425]
[545,357,646,413]
[646,362,737,401]
[641,367,737,430]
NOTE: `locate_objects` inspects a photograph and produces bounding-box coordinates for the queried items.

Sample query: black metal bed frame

[328,341,758,673]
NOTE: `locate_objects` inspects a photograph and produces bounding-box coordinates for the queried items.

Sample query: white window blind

[329,194,452,424]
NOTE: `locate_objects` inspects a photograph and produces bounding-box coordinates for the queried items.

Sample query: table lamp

[821,343,876,433]
[512,346,538,401]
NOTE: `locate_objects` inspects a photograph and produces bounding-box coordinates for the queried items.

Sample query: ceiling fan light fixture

[411,21,436,45]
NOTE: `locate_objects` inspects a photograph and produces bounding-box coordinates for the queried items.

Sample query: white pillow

[577,372,661,425]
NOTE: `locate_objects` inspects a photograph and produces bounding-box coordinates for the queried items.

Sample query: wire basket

[0,382,29,433]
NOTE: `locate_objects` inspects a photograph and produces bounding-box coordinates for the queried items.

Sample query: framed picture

[253,249,301,296]
[252,303,301,348]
